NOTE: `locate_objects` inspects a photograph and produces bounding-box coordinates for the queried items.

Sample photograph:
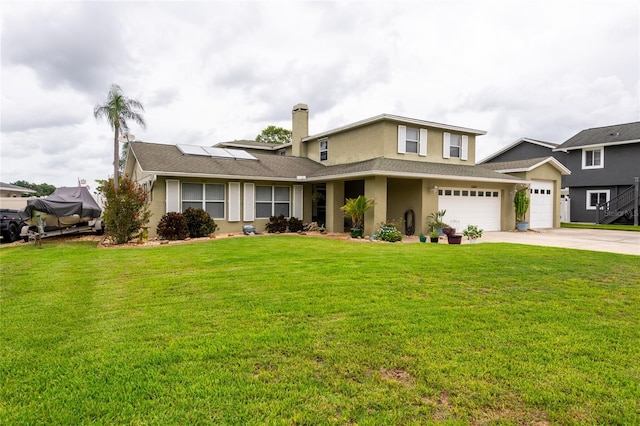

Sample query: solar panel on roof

[177,144,258,161]
[227,149,257,160]
[177,144,208,156]
[203,147,234,158]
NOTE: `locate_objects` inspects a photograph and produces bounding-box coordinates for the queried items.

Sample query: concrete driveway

[480,228,640,256]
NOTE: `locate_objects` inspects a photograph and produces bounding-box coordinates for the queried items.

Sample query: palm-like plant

[94,84,146,188]
[340,195,374,230]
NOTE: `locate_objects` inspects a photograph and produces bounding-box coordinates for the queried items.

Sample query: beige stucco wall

[304,121,478,166]
[509,163,564,228]
[145,176,312,238]
[0,197,30,210]
[306,122,387,165]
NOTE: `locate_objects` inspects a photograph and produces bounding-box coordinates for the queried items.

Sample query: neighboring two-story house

[125,104,565,237]
[552,122,640,224]
[479,122,640,225]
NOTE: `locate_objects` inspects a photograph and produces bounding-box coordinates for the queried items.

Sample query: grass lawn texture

[561,222,640,232]
[1,237,639,425]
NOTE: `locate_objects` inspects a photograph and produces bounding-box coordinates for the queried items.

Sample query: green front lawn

[561,222,640,231]
[1,237,639,424]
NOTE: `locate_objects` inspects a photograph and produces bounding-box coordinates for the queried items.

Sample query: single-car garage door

[438,188,501,231]
[529,181,554,229]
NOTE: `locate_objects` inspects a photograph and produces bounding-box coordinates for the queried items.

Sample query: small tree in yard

[98,176,150,244]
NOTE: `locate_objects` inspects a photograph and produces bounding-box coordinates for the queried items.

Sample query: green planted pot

[350,228,363,238]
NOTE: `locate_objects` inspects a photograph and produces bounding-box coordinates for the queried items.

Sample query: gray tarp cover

[19,187,102,220]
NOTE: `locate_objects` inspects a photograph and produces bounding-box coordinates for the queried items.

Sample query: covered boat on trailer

[19,186,103,241]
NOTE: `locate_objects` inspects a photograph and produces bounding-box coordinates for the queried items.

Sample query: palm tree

[94,84,146,188]
[340,195,374,230]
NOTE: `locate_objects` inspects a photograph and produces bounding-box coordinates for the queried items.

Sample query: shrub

[157,212,189,240]
[288,217,304,233]
[97,176,151,244]
[265,215,288,233]
[183,207,218,238]
[377,225,403,242]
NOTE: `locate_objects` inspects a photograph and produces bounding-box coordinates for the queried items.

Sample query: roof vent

[608,132,619,137]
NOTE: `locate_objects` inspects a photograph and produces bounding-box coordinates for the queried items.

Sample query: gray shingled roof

[130,142,322,181]
[130,142,523,183]
[478,157,551,171]
[555,122,640,150]
[311,157,523,182]
[214,140,289,150]
[0,182,37,193]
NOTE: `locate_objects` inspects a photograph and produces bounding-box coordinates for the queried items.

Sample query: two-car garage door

[438,188,501,231]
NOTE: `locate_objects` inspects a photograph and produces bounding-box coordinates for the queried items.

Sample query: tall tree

[256,125,291,145]
[94,84,146,188]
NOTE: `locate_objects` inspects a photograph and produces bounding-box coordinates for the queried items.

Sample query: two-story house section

[553,122,640,224]
[125,103,566,238]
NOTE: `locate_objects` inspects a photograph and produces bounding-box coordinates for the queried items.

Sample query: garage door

[529,181,554,229]
[438,188,501,231]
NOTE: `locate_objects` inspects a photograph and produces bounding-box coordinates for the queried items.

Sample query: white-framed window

[582,147,604,169]
[443,133,468,160]
[405,128,419,153]
[449,134,461,158]
[319,138,328,161]
[397,125,427,156]
[182,182,225,218]
[586,189,610,210]
[255,185,290,218]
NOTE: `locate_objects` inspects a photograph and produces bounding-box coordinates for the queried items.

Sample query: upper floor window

[256,185,290,218]
[586,189,609,210]
[319,138,328,161]
[182,182,225,219]
[397,125,427,156]
[582,147,604,169]
[449,134,461,158]
[443,133,468,160]
[405,128,419,153]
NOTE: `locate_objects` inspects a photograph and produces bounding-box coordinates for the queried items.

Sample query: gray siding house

[552,122,640,224]
[480,123,640,225]
[478,138,561,164]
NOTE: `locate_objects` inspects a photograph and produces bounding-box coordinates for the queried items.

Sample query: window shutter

[397,125,407,154]
[166,179,180,213]
[228,182,240,222]
[243,183,255,222]
[419,129,428,156]
[293,185,303,219]
[443,133,451,159]
[461,135,469,161]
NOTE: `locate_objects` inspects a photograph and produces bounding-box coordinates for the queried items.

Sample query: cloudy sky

[1,0,638,189]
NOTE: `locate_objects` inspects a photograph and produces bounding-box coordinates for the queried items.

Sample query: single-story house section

[478,157,571,228]
[125,104,566,237]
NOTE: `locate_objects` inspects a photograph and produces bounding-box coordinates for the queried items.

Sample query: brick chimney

[291,103,309,157]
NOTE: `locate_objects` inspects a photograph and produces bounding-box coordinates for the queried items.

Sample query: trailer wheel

[5,223,19,243]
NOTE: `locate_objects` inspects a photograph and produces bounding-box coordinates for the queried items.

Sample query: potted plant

[442,226,462,244]
[419,232,427,243]
[514,188,530,232]
[340,195,374,238]
[429,230,440,243]
[462,225,483,243]
[427,209,448,236]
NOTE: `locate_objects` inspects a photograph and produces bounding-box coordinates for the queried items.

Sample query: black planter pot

[430,237,439,243]
[350,228,363,238]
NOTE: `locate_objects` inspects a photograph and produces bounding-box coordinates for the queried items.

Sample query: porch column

[325,181,344,233]
[364,176,387,236]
